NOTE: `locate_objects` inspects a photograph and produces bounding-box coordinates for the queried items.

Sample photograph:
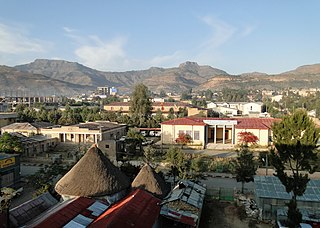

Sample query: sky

[0,0,320,74]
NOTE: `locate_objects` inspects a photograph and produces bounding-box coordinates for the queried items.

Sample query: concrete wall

[235,128,271,146]
[161,124,205,146]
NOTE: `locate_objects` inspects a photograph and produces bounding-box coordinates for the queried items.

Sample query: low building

[207,102,263,117]
[11,133,58,157]
[161,117,278,148]
[0,153,20,188]
[1,122,53,137]
[160,180,206,227]
[254,176,320,221]
[103,101,206,117]
[41,121,127,144]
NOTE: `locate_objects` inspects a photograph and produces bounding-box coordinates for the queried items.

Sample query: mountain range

[0,59,319,96]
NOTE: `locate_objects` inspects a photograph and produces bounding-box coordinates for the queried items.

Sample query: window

[178,130,184,135]
[194,131,200,140]
[186,130,192,136]
[105,144,110,148]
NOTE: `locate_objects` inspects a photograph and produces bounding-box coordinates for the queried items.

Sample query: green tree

[167,108,175,120]
[190,155,207,179]
[165,146,188,182]
[270,109,319,227]
[130,83,152,127]
[143,145,157,166]
[0,132,23,154]
[235,145,257,193]
[126,128,145,154]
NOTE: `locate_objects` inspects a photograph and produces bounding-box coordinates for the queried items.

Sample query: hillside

[8,60,320,95]
[195,64,320,91]
[0,65,93,96]
[15,60,229,94]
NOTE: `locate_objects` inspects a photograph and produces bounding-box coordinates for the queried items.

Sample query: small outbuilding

[160,180,206,227]
[254,176,320,220]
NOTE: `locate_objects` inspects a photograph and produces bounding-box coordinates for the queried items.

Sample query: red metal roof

[90,189,161,228]
[33,197,99,228]
[161,117,279,129]
[105,101,190,107]
[161,117,207,126]
[236,118,279,129]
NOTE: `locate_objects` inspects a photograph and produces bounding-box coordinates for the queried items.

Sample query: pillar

[223,125,226,144]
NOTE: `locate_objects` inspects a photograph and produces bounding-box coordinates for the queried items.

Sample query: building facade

[104,101,207,117]
[41,121,127,144]
[0,153,20,188]
[161,117,277,148]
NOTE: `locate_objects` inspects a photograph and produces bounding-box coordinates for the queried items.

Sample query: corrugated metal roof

[255,176,320,202]
[10,192,59,227]
[160,180,206,227]
[31,197,110,228]
[161,117,207,126]
[161,117,279,130]
[90,189,161,228]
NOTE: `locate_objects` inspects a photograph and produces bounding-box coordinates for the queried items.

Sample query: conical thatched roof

[55,144,130,197]
[131,163,170,199]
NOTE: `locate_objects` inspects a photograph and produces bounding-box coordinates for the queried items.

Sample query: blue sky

[1,1,320,74]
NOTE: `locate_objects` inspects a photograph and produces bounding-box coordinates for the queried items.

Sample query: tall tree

[235,145,257,193]
[270,109,319,227]
[165,146,188,182]
[130,83,152,127]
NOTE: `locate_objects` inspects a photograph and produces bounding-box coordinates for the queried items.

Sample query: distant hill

[0,65,93,96]
[195,64,320,91]
[15,60,229,94]
[6,59,320,95]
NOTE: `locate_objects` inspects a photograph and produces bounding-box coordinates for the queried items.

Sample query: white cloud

[149,51,185,67]
[74,36,128,71]
[0,23,48,54]
[199,16,236,49]
[65,26,185,71]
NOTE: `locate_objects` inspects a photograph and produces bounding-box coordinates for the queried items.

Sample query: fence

[206,187,236,201]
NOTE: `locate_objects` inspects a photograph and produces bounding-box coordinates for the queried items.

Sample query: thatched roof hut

[131,163,170,199]
[55,144,130,198]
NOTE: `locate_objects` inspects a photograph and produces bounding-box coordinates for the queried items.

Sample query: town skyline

[1,1,320,75]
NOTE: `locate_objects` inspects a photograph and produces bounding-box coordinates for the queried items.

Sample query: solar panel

[254,176,320,202]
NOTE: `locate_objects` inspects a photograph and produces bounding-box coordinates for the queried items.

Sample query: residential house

[206,102,263,117]
[10,133,58,157]
[161,117,278,148]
